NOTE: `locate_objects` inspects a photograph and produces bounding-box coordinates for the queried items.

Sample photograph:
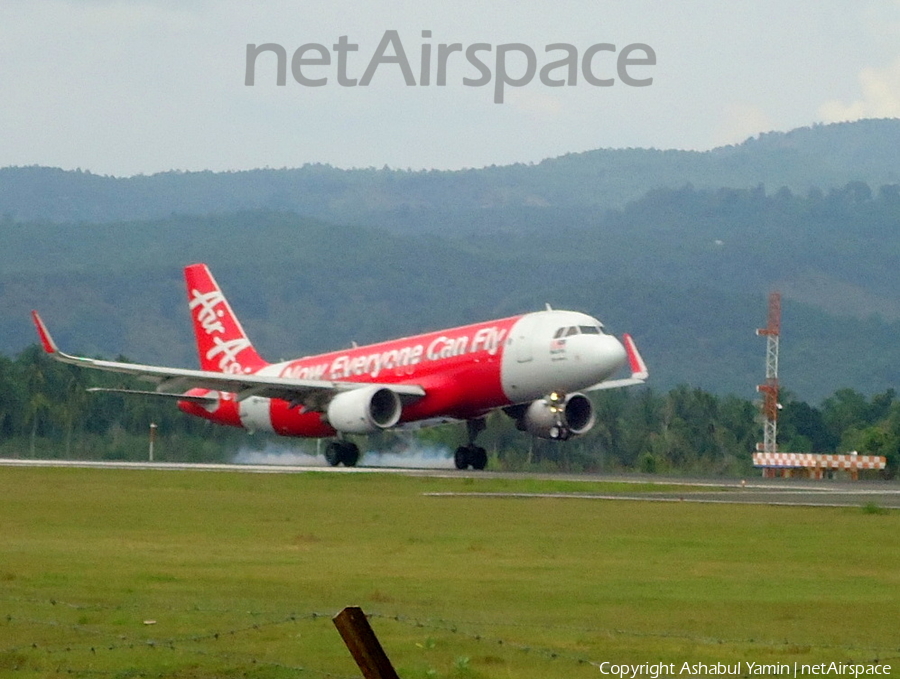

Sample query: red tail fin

[184,264,268,374]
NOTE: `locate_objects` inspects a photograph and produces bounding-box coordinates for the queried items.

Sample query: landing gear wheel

[341,442,360,467]
[471,446,488,470]
[325,441,361,467]
[454,446,470,470]
[325,441,342,467]
[454,445,487,471]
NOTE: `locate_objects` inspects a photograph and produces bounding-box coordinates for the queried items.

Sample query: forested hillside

[3,119,900,404]
[2,119,900,226]
[3,179,900,402]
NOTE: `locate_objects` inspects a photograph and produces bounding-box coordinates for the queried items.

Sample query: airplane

[31,263,648,469]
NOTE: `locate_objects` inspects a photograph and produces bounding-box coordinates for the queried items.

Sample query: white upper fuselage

[500,310,627,404]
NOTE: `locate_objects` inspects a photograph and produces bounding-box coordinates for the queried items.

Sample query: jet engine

[326,386,402,434]
[508,392,595,440]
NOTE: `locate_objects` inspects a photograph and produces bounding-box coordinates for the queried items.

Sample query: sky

[2,0,900,176]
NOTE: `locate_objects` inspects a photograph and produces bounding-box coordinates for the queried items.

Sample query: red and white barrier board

[752,452,886,479]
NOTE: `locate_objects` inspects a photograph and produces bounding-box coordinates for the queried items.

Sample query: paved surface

[424,487,900,509]
[1,458,898,508]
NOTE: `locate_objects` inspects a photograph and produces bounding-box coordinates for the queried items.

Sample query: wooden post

[333,606,400,679]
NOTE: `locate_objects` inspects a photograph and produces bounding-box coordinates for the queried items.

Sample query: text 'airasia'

[32,264,648,469]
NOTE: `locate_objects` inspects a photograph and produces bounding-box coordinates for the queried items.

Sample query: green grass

[0,468,898,678]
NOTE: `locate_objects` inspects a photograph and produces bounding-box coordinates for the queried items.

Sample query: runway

[1,458,898,509]
[424,487,900,509]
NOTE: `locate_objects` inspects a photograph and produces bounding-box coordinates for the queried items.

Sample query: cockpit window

[555,324,606,338]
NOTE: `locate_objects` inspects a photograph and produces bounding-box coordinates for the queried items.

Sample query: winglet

[31,311,60,355]
[622,333,648,380]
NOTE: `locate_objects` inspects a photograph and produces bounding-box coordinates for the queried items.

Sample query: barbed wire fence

[2,596,898,677]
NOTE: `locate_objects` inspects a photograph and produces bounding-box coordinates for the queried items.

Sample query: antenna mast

[756,292,781,454]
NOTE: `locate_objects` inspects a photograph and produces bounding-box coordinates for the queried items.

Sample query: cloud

[819,57,900,121]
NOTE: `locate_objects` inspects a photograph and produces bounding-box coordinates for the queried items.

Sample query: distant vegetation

[4,179,900,400]
[2,119,900,224]
[0,346,246,463]
[2,346,896,477]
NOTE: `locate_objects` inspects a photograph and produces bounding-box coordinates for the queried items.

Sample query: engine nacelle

[513,392,596,441]
[326,386,402,434]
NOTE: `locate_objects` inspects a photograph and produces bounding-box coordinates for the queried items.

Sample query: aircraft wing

[31,311,426,410]
[585,333,649,392]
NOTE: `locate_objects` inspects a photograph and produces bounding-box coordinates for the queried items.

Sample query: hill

[4,119,900,402]
[4,179,900,403]
[2,119,900,227]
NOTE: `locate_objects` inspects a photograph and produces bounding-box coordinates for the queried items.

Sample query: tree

[18,346,54,457]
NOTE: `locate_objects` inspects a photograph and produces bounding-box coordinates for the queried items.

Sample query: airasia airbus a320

[32,263,648,469]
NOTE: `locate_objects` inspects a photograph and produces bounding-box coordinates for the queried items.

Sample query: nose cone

[573,332,628,384]
[597,334,628,380]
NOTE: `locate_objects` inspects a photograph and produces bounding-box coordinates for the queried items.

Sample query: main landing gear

[324,418,489,471]
[325,440,360,467]
[454,418,488,471]
[454,444,487,470]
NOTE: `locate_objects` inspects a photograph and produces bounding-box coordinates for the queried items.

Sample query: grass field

[1,467,898,678]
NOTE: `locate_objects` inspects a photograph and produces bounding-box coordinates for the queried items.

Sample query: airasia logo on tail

[189,289,228,334]
[187,283,259,374]
[188,290,251,375]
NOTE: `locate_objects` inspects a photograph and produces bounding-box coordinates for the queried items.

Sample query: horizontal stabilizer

[87,388,218,404]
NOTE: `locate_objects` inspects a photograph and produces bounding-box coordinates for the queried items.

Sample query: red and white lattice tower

[756,292,781,454]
